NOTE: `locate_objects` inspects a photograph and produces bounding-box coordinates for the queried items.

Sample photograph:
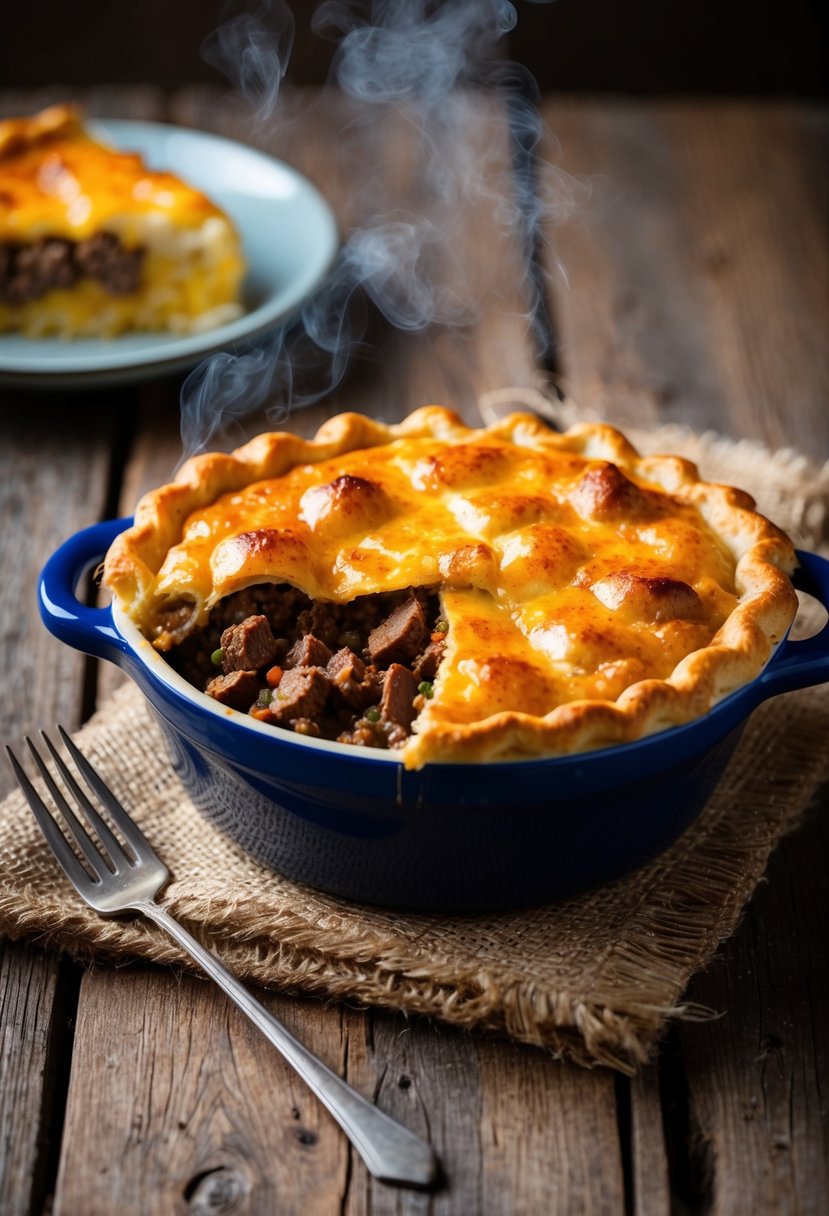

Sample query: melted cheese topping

[0,106,245,336]
[0,108,224,242]
[105,408,798,765]
[152,433,746,750]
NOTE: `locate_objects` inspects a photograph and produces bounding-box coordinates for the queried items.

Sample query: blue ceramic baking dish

[39,518,829,911]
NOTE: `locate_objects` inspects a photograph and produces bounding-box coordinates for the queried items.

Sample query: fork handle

[131,899,438,1189]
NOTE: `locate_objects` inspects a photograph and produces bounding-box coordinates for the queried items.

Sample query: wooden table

[1,87,827,1216]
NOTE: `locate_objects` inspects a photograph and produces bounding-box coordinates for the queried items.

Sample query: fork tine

[23,736,113,877]
[6,745,98,892]
[39,731,137,869]
[56,726,160,863]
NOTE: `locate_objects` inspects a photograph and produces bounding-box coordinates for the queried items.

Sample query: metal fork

[6,728,439,1190]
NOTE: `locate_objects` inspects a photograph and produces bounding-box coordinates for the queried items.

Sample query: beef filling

[168,585,447,750]
[0,233,144,304]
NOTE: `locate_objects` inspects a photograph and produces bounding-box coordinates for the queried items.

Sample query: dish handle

[39,518,132,662]
[758,549,829,699]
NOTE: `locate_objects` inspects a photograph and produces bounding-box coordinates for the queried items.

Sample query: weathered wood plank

[0,945,76,1216]
[0,87,164,1216]
[473,1038,625,1216]
[630,1068,671,1216]
[0,396,125,771]
[540,100,829,455]
[0,84,165,122]
[0,397,121,1216]
[53,970,350,1216]
[340,1012,483,1215]
[678,795,829,1216]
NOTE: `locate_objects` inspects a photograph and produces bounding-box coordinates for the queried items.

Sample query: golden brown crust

[0,104,83,161]
[104,407,799,767]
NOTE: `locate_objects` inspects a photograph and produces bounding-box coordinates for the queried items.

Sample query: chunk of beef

[221,615,279,673]
[380,663,418,732]
[285,632,332,669]
[367,595,428,668]
[268,666,330,724]
[413,638,445,683]
[205,670,261,711]
[328,646,366,683]
[326,647,381,711]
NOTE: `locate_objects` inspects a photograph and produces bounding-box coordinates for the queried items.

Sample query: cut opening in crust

[164,583,448,751]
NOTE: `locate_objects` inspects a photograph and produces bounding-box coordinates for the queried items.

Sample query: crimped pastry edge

[103,406,799,766]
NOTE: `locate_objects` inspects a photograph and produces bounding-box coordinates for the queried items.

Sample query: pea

[365,706,381,723]
[210,648,224,667]
[418,681,434,699]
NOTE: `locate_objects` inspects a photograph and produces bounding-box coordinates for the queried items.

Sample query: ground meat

[0,233,144,304]
[291,717,321,737]
[285,633,332,670]
[74,232,143,295]
[221,615,279,673]
[337,718,388,749]
[380,664,418,730]
[267,666,331,725]
[205,670,262,711]
[367,595,428,668]
[3,238,77,304]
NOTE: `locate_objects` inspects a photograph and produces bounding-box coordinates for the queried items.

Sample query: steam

[201,0,295,129]
[182,0,578,459]
[316,0,516,104]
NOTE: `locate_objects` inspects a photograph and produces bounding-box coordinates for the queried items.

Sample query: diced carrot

[250,707,272,721]
[265,665,284,688]
[430,631,446,644]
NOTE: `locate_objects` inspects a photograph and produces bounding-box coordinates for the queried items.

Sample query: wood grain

[540,100,829,456]
[53,970,350,1216]
[0,397,119,1215]
[0,87,164,1216]
[629,1068,671,1216]
[474,1038,624,1216]
[678,796,829,1216]
[0,945,76,1216]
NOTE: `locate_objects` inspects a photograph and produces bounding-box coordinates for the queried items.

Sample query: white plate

[0,120,340,388]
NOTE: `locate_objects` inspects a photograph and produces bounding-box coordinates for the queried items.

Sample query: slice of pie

[0,105,244,337]
[104,407,798,767]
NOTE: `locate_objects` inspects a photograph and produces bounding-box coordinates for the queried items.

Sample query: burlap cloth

[2,416,828,1072]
